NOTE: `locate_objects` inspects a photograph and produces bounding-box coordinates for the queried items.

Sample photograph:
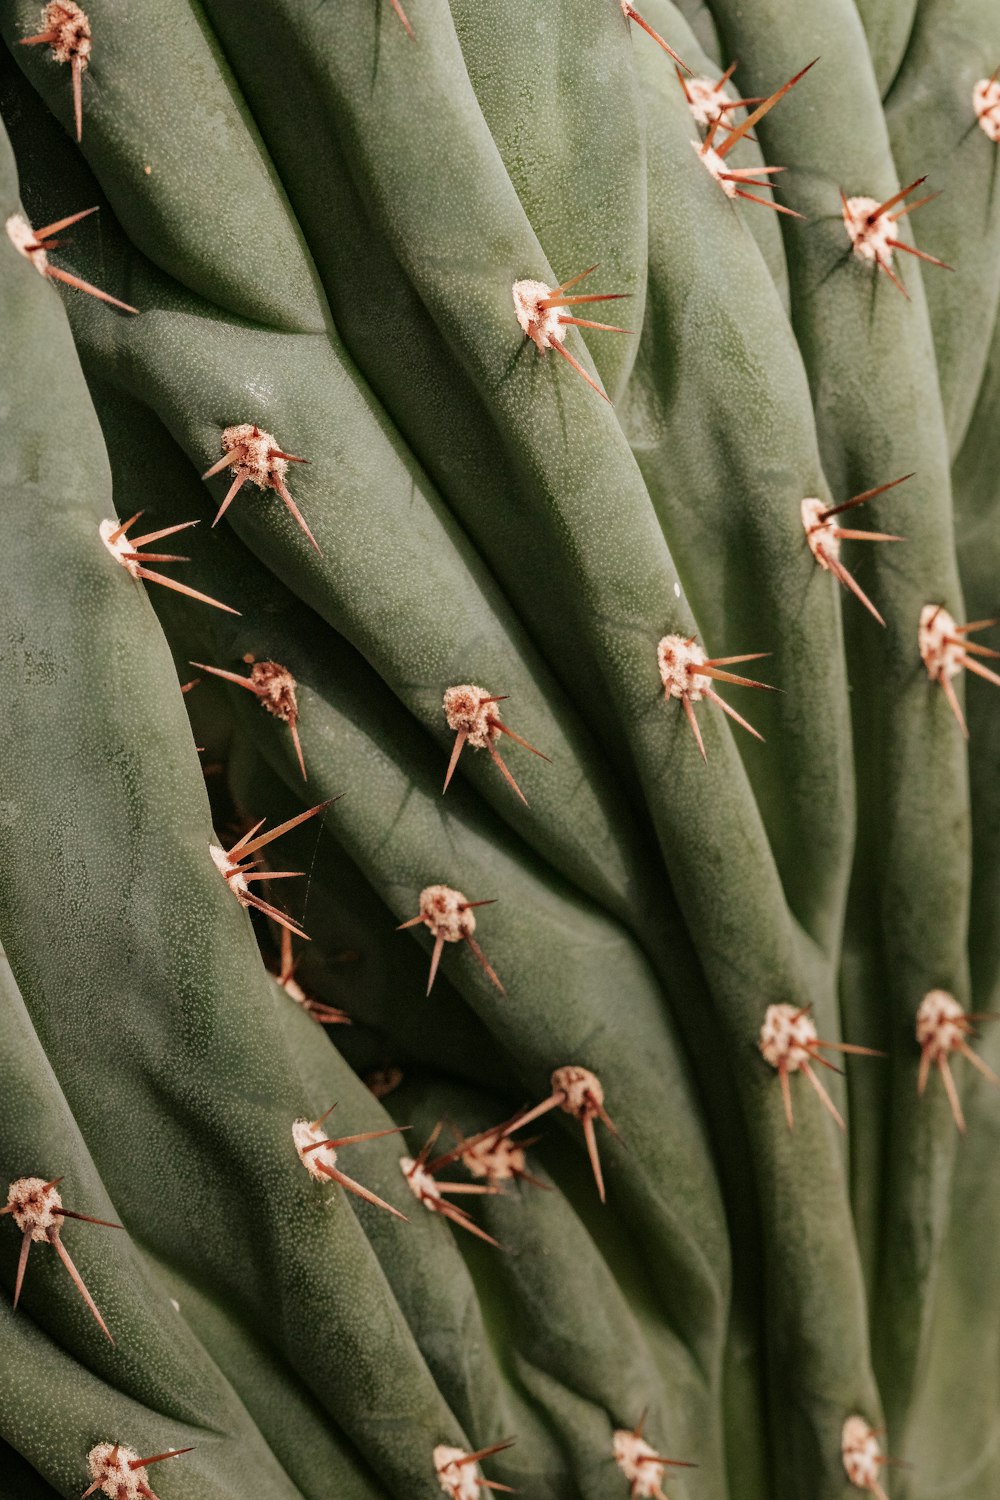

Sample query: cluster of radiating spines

[211,798,335,940]
[202,424,319,553]
[6,205,138,313]
[425,1113,549,1191]
[801,473,911,625]
[612,1414,696,1500]
[401,1124,505,1247]
[294,1105,410,1220]
[100,512,238,614]
[511,265,631,403]
[656,633,775,761]
[434,1439,517,1498]
[841,1416,906,1500]
[397,884,504,995]
[758,1004,886,1133]
[442,684,549,804]
[916,989,1000,1134]
[675,60,764,129]
[84,1442,192,1500]
[504,1066,619,1202]
[974,70,1000,142]
[689,59,817,218]
[919,604,1000,738]
[192,656,307,779]
[273,926,351,1025]
[1,1175,120,1341]
[841,177,952,297]
[21,3,91,141]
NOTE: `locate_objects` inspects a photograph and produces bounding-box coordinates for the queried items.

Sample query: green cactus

[1,2,999,1497]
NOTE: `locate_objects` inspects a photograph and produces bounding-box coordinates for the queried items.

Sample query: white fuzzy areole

[841,1416,882,1490]
[99,517,141,578]
[443,684,498,749]
[418,885,475,942]
[758,1004,818,1073]
[86,1444,148,1500]
[434,1444,480,1500]
[974,78,1000,143]
[918,604,963,682]
[250,660,297,723]
[692,139,738,198]
[916,988,966,1058]
[656,633,710,701]
[209,841,247,897]
[685,76,734,128]
[5,1177,63,1240]
[220,423,286,488]
[462,1135,524,1181]
[801,496,839,568]
[5,212,46,271]
[612,1430,666,1496]
[400,1156,444,1209]
[293,1118,338,1180]
[38,3,92,66]
[511,278,566,353]
[552,1064,603,1118]
[843,195,895,265]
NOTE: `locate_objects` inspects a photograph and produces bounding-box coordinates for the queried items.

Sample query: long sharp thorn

[20,30,59,45]
[436,1199,502,1247]
[550,265,597,295]
[624,6,689,70]
[696,664,776,691]
[832,529,904,543]
[275,480,321,553]
[463,1442,516,1468]
[886,239,954,271]
[34,206,99,239]
[229,817,267,854]
[123,551,191,564]
[719,165,787,178]
[465,935,505,994]
[130,520,199,547]
[704,650,770,667]
[436,1182,503,1195]
[824,551,885,626]
[82,1484,101,1499]
[238,889,310,937]
[702,687,764,742]
[959,1042,1000,1089]
[202,450,237,480]
[889,191,939,221]
[801,1061,846,1131]
[53,1209,123,1228]
[960,654,1000,688]
[716,57,818,158]
[289,718,307,780]
[134,568,240,615]
[13,1233,31,1308]
[954,617,999,634]
[808,1051,845,1076]
[427,933,445,994]
[237,800,335,858]
[190,663,260,693]
[539,291,629,310]
[312,1102,338,1130]
[72,54,83,141]
[44,264,139,314]
[389,0,415,37]
[681,693,707,760]
[129,1450,195,1471]
[478,1483,517,1493]
[318,1164,409,1222]
[675,63,693,103]
[212,473,247,526]
[311,1126,409,1150]
[582,1114,606,1202]
[818,1041,888,1058]
[550,340,612,402]
[939,673,968,737]
[870,177,926,220]
[397,912,425,930]
[108,511,141,545]
[779,1061,794,1129]
[241,870,305,882]
[820,472,914,518]
[414,1122,445,1169]
[557,316,631,333]
[486,739,528,805]
[875,253,909,298]
[732,188,804,218]
[460,899,499,910]
[492,722,551,760]
[502,1096,560,1135]
[51,1236,114,1341]
[918,1044,931,1097]
[443,730,467,793]
[938,1054,966,1133]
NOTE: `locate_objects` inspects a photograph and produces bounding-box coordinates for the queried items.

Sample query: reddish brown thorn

[558,316,632,333]
[44,263,138,313]
[129,1449,195,1471]
[539,291,629,310]
[486,739,528,806]
[869,176,926,222]
[702,687,765,742]
[275,479,321,553]
[800,1061,846,1132]
[51,1236,114,1341]
[13,1233,31,1308]
[443,729,468,794]
[824,552,885,626]
[716,57,818,158]
[938,1054,966,1133]
[466,934,505,994]
[550,340,612,402]
[315,1162,409,1222]
[681,693,707,760]
[133,567,239,615]
[34,206,98,241]
[940,673,968,738]
[820,472,914,519]
[52,1209,122,1228]
[889,190,940,222]
[389,0,415,38]
[237,799,336,859]
[622,4,689,69]
[492,722,551,761]
[885,238,954,271]
[212,472,248,527]
[732,189,804,217]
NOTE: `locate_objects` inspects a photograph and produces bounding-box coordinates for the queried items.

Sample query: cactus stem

[443,684,550,804]
[100,515,238,615]
[503,1066,616,1202]
[658,635,773,759]
[203,425,320,552]
[397,885,504,995]
[619,2,689,71]
[191,660,307,778]
[3,1177,119,1340]
[6,209,138,312]
[20,4,91,141]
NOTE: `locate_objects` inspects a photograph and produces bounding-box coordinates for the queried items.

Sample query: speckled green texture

[1,1,1000,1497]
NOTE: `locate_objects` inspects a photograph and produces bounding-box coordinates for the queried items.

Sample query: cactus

[1,0,999,1496]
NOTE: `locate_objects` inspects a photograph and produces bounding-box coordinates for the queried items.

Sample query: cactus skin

[1,1,1000,1497]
